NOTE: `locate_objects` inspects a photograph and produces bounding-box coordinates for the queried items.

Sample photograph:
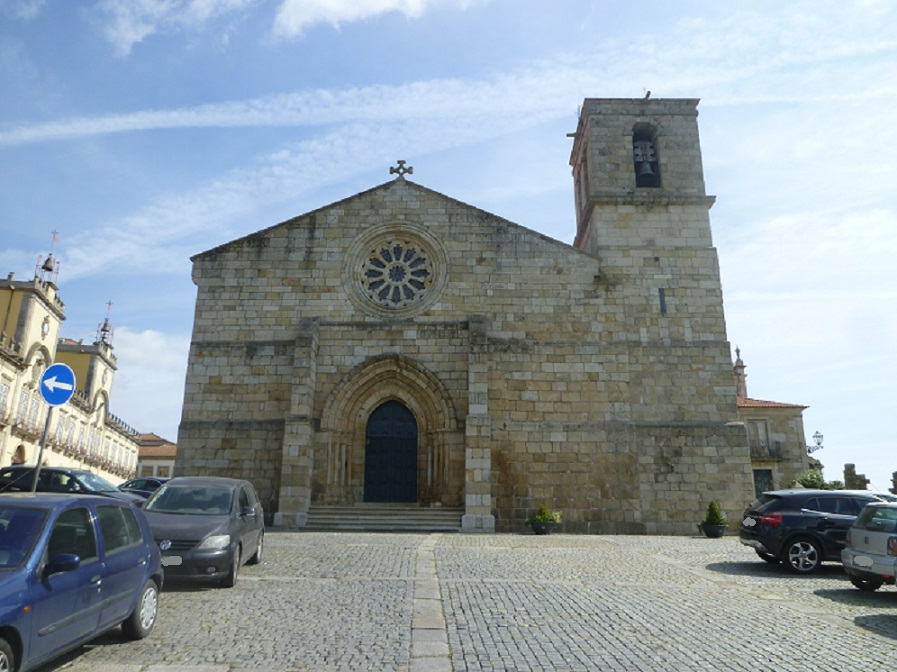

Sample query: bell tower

[570,97,714,252]
[568,95,738,415]
[567,96,749,529]
[568,97,729,345]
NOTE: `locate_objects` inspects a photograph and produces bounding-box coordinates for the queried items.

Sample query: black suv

[0,465,143,503]
[740,489,885,573]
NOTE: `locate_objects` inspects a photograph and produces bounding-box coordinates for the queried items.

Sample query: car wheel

[122,579,159,640]
[247,530,263,565]
[783,538,823,574]
[755,550,779,564]
[0,636,15,672]
[221,546,241,588]
[850,576,884,592]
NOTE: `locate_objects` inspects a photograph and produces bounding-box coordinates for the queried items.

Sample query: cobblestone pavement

[41,532,897,672]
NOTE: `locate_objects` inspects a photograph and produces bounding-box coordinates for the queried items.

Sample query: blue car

[0,493,163,672]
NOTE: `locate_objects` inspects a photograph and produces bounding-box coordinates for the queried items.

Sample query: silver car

[841,501,897,591]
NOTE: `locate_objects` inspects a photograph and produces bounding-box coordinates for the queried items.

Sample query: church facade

[176,97,755,534]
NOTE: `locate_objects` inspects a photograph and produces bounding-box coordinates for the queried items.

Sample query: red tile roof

[139,442,177,458]
[737,397,808,410]
[138,433,176,458]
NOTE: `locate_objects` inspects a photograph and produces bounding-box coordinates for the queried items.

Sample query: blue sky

[2,0,895,490]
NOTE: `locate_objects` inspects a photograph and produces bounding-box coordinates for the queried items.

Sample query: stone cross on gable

[390,160,413,178]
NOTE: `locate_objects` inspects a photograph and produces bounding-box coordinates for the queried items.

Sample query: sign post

[33,363,76,492]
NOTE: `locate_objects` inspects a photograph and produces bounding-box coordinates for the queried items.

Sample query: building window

[753,469,773,499]
[746,419,770,457]
[0,383,9,420]
[17,393,28,425]
[54,413,65,443]
[28,396,40,430]
[361,240,433,308]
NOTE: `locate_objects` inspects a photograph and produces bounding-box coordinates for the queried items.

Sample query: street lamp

[807,431,824,454]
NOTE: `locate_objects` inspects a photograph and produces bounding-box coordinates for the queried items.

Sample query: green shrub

[703,501,727,526]
[788,469,843,490]
[526,504,562,524]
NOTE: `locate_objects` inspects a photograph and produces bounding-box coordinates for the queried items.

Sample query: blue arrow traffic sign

[40,363,76,406]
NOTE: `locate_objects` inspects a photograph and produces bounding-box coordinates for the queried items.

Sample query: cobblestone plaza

[45,532,896,672]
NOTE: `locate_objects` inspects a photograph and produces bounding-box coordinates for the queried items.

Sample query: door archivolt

[318,355,459,503]
[320,355,457,434]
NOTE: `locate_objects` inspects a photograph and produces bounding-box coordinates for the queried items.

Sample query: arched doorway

[364,400,417,503]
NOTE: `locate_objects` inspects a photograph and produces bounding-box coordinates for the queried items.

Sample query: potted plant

[699,501,728,538]
[525,504,562,535]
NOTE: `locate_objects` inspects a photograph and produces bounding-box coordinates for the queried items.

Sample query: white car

[841,502,897,591]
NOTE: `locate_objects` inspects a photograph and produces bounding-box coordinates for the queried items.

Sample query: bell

[638,161,656,177]
[41,254,55,272]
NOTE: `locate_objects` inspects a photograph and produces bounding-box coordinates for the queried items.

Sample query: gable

[189,178,603,328]
[192,179,591,262]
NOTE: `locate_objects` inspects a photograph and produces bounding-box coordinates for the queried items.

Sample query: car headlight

[197,534,231,550]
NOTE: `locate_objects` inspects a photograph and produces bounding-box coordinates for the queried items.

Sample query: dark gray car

[119,476,170,499]
[0,466,144,504]
[141,476,264,587]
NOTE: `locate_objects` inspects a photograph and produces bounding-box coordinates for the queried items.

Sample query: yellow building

[0,262,139,482]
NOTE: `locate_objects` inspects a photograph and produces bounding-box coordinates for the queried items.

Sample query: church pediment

[191,177,586,264]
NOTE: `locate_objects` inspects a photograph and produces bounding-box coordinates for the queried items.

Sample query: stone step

[305,504,463,532]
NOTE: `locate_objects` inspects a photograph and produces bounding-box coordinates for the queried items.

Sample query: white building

[0,261,139,482]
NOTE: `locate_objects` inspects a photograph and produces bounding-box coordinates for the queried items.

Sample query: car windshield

[76,472,120,492]
[0,506,48,569]
[144,485,233,515]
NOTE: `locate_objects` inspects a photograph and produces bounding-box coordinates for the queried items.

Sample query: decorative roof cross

[390,160,413,178]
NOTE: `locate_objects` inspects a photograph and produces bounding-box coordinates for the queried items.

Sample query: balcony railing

[749,441,783,460]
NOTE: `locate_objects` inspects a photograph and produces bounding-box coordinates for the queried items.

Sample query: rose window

[361,241,433,308]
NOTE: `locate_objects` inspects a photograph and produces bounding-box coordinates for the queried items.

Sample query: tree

[788,469,842,490]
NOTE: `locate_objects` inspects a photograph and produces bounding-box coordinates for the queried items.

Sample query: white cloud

[59,109,561,280]
[0,0,46,20]
[272,0,444,39]
[95,0,256,57]
[109,327,189,441]
[91,0,469,55]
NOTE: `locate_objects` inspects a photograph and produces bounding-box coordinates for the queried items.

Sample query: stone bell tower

[570,97,714,252]
[568,97,752,528]
[568,97,729,348]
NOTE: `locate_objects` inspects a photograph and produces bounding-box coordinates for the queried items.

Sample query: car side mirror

[46,553,81,575]
[241,506,256,518]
